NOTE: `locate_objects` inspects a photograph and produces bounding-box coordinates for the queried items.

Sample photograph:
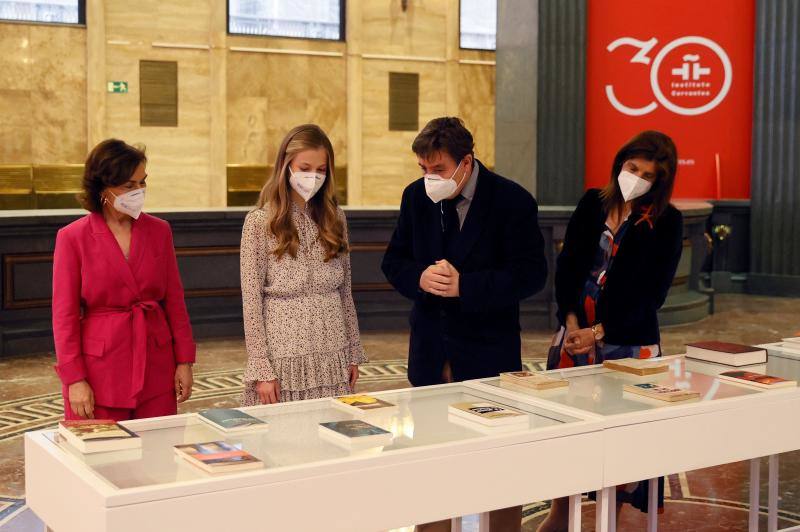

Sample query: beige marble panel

[0,90,32,128]
[361,0,448,58]
[361,60,447,206]
[0,23,86,165]
[459,63,495,169]
[30,26,87,163]
[226,34,347,53]
[227,95,270,164]
[0,23,32,91]
[31,90,87,164]
[226,50,347,171]
[104,42,212,207]
[105,0,211,44]
[0,104,32,166]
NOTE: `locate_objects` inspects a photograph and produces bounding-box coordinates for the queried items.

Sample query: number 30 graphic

[605,36,733,116]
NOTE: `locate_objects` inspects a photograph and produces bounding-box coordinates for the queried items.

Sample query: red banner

[585,0,755,199]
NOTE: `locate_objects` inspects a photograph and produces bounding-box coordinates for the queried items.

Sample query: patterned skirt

[547,326,664,514]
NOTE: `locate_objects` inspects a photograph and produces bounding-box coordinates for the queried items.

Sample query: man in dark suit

[382,117,547,532]
[382,116,548,387]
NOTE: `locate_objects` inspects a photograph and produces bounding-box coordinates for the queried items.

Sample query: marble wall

[101,0,217,208]
[0,0,496,207]
[226,36,348,170]
[0,23,86,165]
[357,0,496,205]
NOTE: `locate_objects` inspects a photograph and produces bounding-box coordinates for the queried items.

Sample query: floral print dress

[239,202,367,405]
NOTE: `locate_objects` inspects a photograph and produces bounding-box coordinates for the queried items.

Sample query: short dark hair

[412,117,475,163]
[80,139,147,212]
[600,130,678,220]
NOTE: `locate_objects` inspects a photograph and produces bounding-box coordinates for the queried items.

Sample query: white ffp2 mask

[618,170,653,202]
[289,168,326,201]
[424,161,463,203]
[110,189,145,219]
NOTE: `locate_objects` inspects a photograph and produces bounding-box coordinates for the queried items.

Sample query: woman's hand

[349,364,359,391]
[68,380,95,419]
[175,363,194,403]
[563,313,581,355]
[256,379,281,404]
[564,328,596,355]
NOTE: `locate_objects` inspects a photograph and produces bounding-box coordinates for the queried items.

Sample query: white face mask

[618,169,653,202]
[289,168,326,201]
[109,189,145,219]
[424,160,463,203]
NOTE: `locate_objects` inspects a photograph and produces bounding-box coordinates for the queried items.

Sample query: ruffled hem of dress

[240,380,352,406]
[244,347,352,388]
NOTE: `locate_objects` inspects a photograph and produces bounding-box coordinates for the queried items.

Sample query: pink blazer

[52,212,196,408]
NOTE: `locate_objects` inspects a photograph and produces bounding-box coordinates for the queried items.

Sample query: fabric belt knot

[84,300,160,398]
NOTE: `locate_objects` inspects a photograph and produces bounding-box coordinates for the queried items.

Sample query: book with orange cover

[718,370,797,390]
[174,441,263,474]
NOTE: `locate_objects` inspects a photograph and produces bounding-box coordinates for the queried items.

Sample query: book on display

[602,358,669,376]
[767,342,800,357]
[197,409,268,433]
[447,413,527,434]
[57,419,141,454]
[448,402,527,427]
[174,441,263,474]
[685,341,767,367]
[499,371,569,390]
[718,370,797,390]
[331,394,398,417]
[623,383,700,402]
[686,358,766,376]
[318,420,393,450]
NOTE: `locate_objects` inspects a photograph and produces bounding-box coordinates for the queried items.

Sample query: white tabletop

[44,383,583,492]
[479,356,767,421]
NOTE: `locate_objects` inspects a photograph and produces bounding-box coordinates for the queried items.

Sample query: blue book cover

[198,409,267,432]
[319,420,391,438]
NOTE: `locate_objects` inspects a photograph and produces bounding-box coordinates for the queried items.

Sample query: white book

[499,371,569,390]
[447,413,527,434]
[448,402,528,427]
[767,342,800,357]
[686,358,767,376]
[782,337,800,345]
[318,420,393,451]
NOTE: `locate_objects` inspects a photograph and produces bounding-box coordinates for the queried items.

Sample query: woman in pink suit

[52,139,196,421]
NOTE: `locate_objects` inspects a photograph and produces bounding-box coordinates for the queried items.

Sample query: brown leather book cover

[686,341,761,354]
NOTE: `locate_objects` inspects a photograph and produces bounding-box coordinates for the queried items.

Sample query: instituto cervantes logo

[605,36,733,116]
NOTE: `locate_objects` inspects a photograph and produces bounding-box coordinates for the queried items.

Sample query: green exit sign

[107,81,128,93]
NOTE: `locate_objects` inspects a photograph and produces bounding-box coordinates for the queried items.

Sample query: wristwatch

[591,324,604,342]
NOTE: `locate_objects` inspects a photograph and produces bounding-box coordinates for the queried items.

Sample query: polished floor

[0,294,799,530]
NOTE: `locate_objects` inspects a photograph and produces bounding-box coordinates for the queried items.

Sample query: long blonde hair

[256,124,348,261]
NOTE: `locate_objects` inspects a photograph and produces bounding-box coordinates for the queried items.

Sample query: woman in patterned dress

[538,131,684,531]
[240,124,366,406]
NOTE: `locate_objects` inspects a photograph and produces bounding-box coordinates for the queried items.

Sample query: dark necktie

[441,196,462,246]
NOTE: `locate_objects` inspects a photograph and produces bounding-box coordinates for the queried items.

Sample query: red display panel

[585,0,755,199]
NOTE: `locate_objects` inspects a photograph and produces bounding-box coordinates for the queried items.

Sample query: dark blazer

[381,161,547,386]
[555,188,683,346]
